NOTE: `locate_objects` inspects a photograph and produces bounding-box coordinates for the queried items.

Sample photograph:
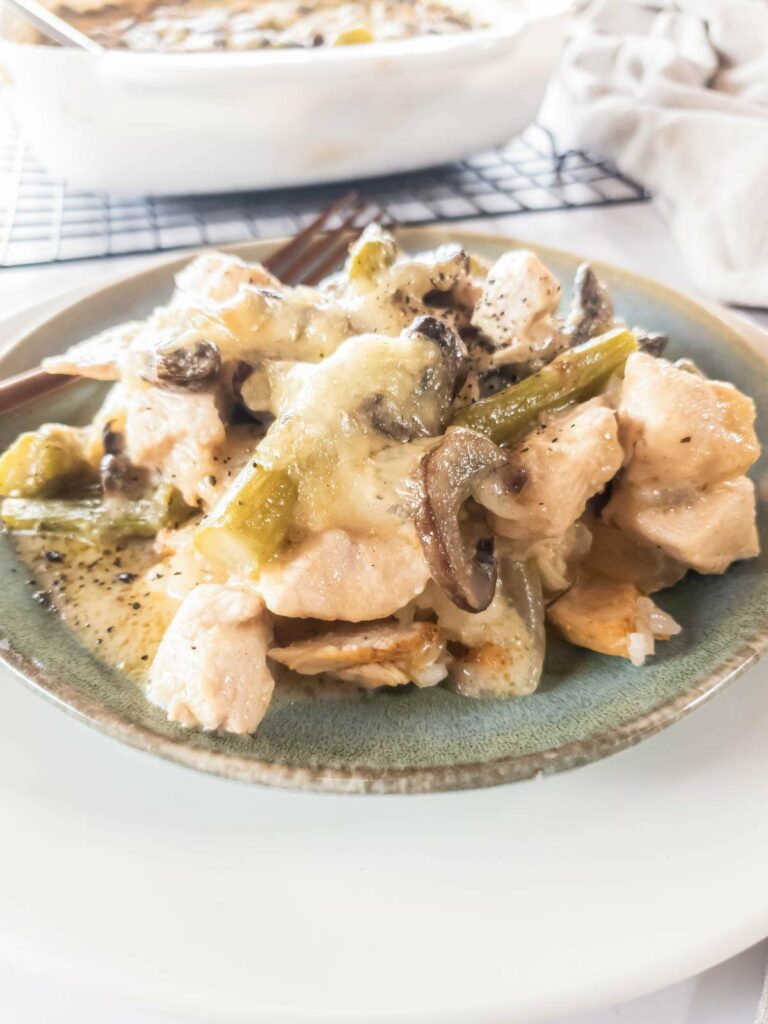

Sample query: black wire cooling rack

[0,107,650,269]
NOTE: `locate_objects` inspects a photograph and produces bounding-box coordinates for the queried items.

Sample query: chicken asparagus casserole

[0,228,761,734]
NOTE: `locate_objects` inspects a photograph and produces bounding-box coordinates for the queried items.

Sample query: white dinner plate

[0,260,767,1024]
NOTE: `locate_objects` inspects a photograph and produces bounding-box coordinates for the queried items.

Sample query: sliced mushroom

[407,314,469,402]
[414,427,509,613]
[421,288,456,310]
[637,332,668,357]
[564,263,614,345]
[357,316,470,441]
[99,420,144,496]
[360,393,419,441]
[142,339,222,391]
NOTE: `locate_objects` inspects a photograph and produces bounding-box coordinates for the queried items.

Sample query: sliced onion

[414,427,508,612]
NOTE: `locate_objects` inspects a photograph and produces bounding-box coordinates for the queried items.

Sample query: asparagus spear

[1,485,192,543]
[0,429,92,498]
[451,328,638,444]
[194,463,297,574]
[346,226,397,282]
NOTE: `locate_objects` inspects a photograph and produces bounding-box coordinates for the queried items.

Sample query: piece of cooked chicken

[618,352,759,489]
[547,574,680,666]
[173,251,280,305]
[474,398,623,542]
[147,583,275,733]
[604,352,761,575]
[471,250,562,367]
[258,528,431,621]
[218,284,354,363]
[42,320,143,382]
[269,620,447,688]
[605,477,760,575]
[124,386,226,507]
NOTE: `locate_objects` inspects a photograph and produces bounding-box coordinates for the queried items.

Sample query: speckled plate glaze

[1,228,766,794]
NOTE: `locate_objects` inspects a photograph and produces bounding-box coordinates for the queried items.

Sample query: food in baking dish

[49,0,484,52]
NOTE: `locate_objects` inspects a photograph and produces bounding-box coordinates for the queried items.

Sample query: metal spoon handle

[2,0,103,52]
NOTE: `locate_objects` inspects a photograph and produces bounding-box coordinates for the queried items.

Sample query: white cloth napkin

[540,0,768,307]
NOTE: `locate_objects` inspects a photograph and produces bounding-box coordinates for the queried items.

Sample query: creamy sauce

[13,533,177,681]
[58,0,482,53]
[13,531,380,707]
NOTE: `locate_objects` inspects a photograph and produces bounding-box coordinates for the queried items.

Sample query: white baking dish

[0,2,568,195]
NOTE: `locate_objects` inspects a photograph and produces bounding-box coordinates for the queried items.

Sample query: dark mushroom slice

[360,393,418,442]
[564,263,614,345]
[407,314,470,402]
[422,288,456,310]
[636,331,668,357]
[414,427,509,613]
[142,339,222,392]
[99,420,145,496]
[359,317,470,441]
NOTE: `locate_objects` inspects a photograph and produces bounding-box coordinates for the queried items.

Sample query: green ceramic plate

[1,228,766,793]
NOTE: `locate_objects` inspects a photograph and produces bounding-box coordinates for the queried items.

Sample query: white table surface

[0,199,766,1024]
